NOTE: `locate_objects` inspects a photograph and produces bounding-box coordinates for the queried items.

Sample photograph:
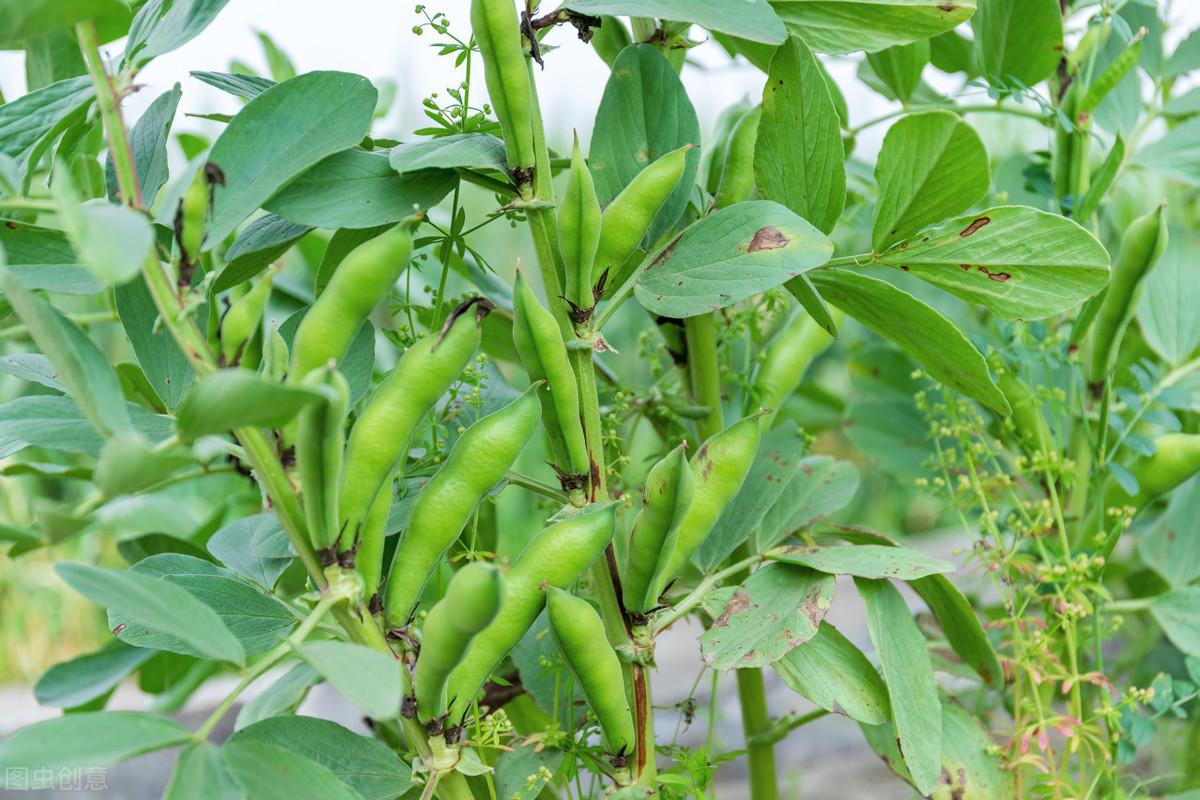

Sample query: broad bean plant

[0,0,1198,799]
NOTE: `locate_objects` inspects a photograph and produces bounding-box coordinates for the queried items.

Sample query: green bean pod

[713,106,760,209]
[471,0,535,179]
[989,356,1052,455]
[703,101,752,198]
[338,298,489,552]
[176,162,218,268]
[622,443,694,614]
[512,273,590,494]
[590,16,631,68]
[414,562,504,724]
[295,364,350,553]
[220,265,277,364]
[382,384,541,627]
[593,144,692,294]
[264,324,288,383]
[1104,433,1200,512]
[559,134,602,317]
[444,503,616,725]
[546,587,636,755]
[1087,205,1168,384]
[648,416,761,598]
[289,224,413,384]
[751,308,841,428]
[357,475,393,606]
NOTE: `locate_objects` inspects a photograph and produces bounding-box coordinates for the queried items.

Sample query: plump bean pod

[713,106,760,209]
[1087,205,1168,384]
[647,416,761,598]
[176,162,221,269]
[382,384,541,627]
[471,0,535,179]
[592,144,692,295]
[414,562,504,724]
[989,356,1052,455]
[512,273,590,493]
[444,503,616,725]
[703,101,752,198]
[295,364,350,553]
[622,443,694,614]
[546,587,636,755]
[590,15,631,68]
[338,298,489,552]
[1104,433,1200,512]
[264,324,288,383]
[559,134,602,318]
[751,308,841,428]
[220,265,277,364]
[356,476,393,607]
[289,224,413,384]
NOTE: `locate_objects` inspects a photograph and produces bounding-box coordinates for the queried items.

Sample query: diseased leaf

[769,0,975,55]
[775,543,954,579]
[773,621,889,724]
[634,201,832,317]
[754,36,845,235]
[700,563,835,670]
[808,268,1010,414]
[756,455,860,549]
[872,111,989,252]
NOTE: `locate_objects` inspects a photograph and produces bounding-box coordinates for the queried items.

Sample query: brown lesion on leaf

[937,3,958,11]
[649,234,684,270]
[977,266,1011,283]
[959,216,991,237]
[713,589,752,628]
[748,226,790,252]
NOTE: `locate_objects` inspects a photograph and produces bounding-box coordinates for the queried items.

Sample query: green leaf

[191,70,276,99]
[756,455,860,549]
[56,562,246,665]
[126,0,231,68]
[205,71,377,246]
[865,40,929,103]
[0,76,93,176]
[856,577,942,795]
[1136,116,1200,186]
[164,743,241,800]
[207,513,296,590]
[772,621,889,724]
[110,555,296,658]
[808,268,1010,414]
[495,741,563,800]
[1138,478,1200,588]
[62,201,156,285]
[0,0,128,47]
[296,640,402,719]
[873,206,1110,319]
[589,45,701,246]
[700,563,835,670]
[235,663,319,730]
[872,110,989,252]
[214,214,313,293]
[278,312,375,405]
[972,0,1062,88]
[0,712,192,788]
[231,716,413,800]
[1164,27,1200,79]
[24,29,87,93]
[0,268,131,436]
[175,370,321,441]
[775,543,954,579]
[634,201,832,317]
[768,0,975,55]
[1151,587,1200,658]
[0,221,105,294]
[563,0,786,44]
[315,226,391,295]
[0,396,170,459]
[264,150,455,229]
[94,432,194,497]
[221,741,362,800]
[1138,226,1200,366]
[388,133,507,173]
[106,83,181,206]
[34,642,154,708]
[754,36,845,235]
[910,574,1002,687]
[0,353,66,392]
[115,275,196,409]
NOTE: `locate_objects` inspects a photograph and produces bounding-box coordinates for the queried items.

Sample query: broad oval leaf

[874,205,1110,319]
[105,84,181,206]
[808,268,1010,414]
[56,562,246,665]
[1133,114,1200,185]
[1138,477,1200,588]
[296,640,402,719]
[772,621,889,724]
[0,712,191,788]
[0,0,129,47]
[0,76,94,175]
[634,201,832,317]
[856,577,942,795]
[389,133,507,173]
[175,370,322,441]
[221,741,362,800]
[700,563,835,670]
[1150,586,1200,659]
[213,213,313,292]
[0,395,171,459]
[34,643,154,709]
[754,36,845,235]
[114,275,196,409]
[125,0,232,68]
[972,0,1062,88]
[1138,225,1200,365]
[563,0,787,44]
[775,543,954,579]
[872,110,989,252]
[865,40,929,103]
[756,455,860,550]
[768,0,975,55]
[264,150,456,229]
[589,45,701,246]
[164,743,239,800]
[208,513,296,590]
[205,71,377,246]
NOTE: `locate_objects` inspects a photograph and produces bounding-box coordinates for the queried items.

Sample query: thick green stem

[684,315,723,441]
[735,670,778,800]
